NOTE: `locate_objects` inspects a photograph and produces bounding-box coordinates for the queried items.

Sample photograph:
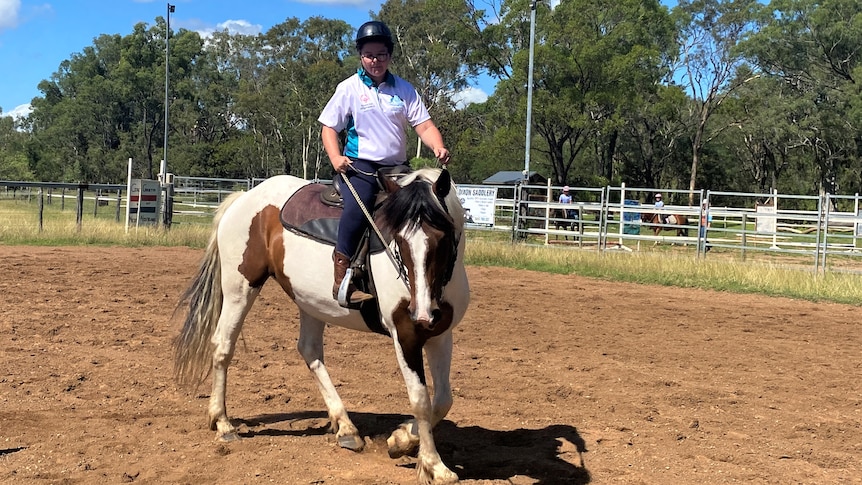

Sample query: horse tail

[173,191,244,390]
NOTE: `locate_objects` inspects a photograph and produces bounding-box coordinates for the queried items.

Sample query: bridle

[338,166,460,295]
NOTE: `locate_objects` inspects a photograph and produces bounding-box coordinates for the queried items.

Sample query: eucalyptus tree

[0,115,33,181]
[485,0,676,186]
[26,19,210,182]
[715,74,800,193]
[377,0,483,160]
[30,33,128,182]
[740,0,862,194]
[672,0,761,203]
[616,84,690,189]
[220,17,353,178]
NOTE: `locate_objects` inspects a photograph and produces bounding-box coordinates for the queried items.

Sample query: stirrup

[337,267,354,308]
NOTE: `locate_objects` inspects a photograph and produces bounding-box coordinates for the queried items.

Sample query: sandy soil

[1,245,860,484]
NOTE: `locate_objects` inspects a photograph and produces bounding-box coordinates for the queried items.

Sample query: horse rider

[559,186,577,219]
[654,193,668,225]
[318,20,451,306]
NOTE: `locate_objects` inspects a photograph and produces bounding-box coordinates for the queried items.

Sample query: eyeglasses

[360,52,390,62]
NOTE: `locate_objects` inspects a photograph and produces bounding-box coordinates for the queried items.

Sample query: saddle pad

[279,183,385,253]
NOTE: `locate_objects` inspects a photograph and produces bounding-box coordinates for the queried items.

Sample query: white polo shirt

[318,68,431,164]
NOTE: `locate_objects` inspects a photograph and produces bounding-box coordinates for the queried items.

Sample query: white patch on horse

[403,223,436,325]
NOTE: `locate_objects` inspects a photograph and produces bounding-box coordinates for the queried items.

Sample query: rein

[339,172,410,290]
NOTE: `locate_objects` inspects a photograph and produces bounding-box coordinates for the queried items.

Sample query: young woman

[318,20,450,306]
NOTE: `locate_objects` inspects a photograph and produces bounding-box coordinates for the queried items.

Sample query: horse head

[377,168,462,331]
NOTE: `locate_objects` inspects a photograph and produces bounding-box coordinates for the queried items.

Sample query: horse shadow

[235,411,591,484]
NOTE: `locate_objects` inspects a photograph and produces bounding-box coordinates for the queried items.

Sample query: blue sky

[0,0,492,120]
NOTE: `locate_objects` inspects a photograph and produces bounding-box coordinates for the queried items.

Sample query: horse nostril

[431,309,442,323]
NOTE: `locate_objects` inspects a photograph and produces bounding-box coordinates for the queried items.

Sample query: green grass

[3,198,861,305]
[466,239,862,305]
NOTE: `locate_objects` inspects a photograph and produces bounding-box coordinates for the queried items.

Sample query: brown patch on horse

[424,226,452,301]
[390,298,455,385]
[239,205,293,298]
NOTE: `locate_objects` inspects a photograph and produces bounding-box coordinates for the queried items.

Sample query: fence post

[511,182,522,243]
[820,193,830,274]
[76,183,86,231]
[741,213,747,261]
[544,179,551,245]
[115,189,122,223]
[38,188,44,232]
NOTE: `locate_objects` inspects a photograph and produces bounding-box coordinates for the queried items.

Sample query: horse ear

[380,173,401,194]
[433,170,451,198]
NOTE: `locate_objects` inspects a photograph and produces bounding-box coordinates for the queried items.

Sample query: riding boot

[332,251,374,305]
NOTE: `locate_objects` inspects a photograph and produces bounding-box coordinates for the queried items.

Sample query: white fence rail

[4,177,862,273]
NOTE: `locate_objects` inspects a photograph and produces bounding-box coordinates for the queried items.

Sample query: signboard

[456,185,498,228]
[127,179,161,226]
[756,204,776,233]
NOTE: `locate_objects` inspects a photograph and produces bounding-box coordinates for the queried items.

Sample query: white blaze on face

[403,224,436,323]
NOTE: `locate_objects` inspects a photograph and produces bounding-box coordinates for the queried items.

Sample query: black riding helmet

[355,21,394,53]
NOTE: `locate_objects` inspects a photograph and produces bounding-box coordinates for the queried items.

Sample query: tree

[672,0,760,203]
[741,0,862,194]
[0,116,34,180]
[509,0,676,185]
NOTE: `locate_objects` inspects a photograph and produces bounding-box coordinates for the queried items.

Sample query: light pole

[523,0,558,181]
[163,3,174,227]
[523,0,538,181]
[163,3,174,181]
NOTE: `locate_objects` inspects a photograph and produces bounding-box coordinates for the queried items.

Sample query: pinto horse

[641,211,690,238]
[173,168,469,485]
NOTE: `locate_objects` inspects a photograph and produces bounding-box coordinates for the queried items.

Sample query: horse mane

[380,168,464,236]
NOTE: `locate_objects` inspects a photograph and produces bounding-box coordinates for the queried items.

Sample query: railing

[3,177,862,273]
[0,181,126,231]
[505,181,862,273]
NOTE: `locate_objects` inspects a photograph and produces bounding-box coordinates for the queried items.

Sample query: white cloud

[1,103,32,120]
[0,0,21,31]
[451,86,488,109]
[195,19,263,39]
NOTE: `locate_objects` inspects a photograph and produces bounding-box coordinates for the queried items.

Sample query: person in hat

[318,20,451,306]
[559,185,576,219]
[654,193,667,225]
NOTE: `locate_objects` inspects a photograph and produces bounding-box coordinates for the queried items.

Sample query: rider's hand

[435,147,450,166]
[331,156,352,174]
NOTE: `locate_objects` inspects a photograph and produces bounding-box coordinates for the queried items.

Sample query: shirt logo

[360,94,370,103]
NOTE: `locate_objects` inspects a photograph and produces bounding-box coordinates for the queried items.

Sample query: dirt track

[1,245,860,484]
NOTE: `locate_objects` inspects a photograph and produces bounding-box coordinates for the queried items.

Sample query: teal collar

[358,67,395,87]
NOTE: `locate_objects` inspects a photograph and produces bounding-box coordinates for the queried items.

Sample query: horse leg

[388,333,458,485]
[208,284,260,441]
[387,331,454,458]
[296,310,364,451]
[425,331,455,426]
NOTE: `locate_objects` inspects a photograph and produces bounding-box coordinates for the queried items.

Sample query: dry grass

[2,200,860,305]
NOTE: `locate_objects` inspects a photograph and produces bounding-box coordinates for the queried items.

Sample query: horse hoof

[337,434,365,451]
[218,431,241,442]
[387,430,419,459]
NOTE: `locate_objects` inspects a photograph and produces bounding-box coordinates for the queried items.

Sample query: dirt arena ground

[1,245,860,484]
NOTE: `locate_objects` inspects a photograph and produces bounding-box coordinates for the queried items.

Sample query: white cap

[563,186,570,191]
